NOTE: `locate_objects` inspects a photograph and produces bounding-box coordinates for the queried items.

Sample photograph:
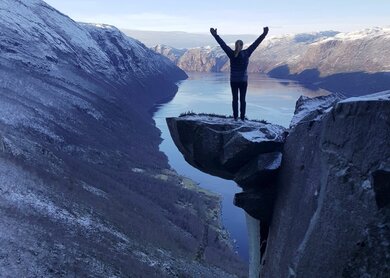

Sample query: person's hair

[234,40,243,57]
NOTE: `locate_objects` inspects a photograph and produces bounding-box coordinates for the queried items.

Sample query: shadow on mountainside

[268,65,390,96]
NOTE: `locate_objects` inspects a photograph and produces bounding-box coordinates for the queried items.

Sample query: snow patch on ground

[182,114,268,128]
[179,114,286,143]
[239,127,282,142]
[3,189,128,242]
[0,160,127,244]
[312,27,390,44]
[290,93,344,128]
[339,90,390,103]
[80,181,108,198]
[361,180,372,190]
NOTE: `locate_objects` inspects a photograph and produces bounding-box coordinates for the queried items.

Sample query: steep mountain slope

[152,44,187,64]
[154,28,390,95]
[0,0,247,277]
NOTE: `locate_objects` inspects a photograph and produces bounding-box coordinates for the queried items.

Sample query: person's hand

[263,27,269,35]
[210,28,217,36]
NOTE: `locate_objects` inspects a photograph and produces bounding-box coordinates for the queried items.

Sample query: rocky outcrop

[262,90,390,277]
[167,116,285,181]
[167,91,390,277]
[289,93,345,128]
[167,115,286,221]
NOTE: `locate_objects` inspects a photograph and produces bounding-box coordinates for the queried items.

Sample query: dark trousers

[230,81,248,119]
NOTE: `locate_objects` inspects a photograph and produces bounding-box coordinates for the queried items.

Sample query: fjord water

[153,72,329,262]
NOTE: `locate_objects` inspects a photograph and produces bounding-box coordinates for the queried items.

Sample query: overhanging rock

[166,115,286,188]
[167,115,286,222]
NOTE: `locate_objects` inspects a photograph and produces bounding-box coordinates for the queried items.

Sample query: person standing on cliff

[210,27,269,121]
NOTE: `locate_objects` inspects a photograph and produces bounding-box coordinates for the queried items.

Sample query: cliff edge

[167,91,390,277]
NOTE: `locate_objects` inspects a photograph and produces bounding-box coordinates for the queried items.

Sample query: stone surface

[234,152,282,187]
[167,114,287,277]
[167,92,390,277]
[342,207,390,277]
[289,92,345,128]
[166,115,286,186]
[261,90,390,277]
[234,187,276,222]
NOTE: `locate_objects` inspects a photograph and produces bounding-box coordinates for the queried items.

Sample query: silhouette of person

[210,27,269,120]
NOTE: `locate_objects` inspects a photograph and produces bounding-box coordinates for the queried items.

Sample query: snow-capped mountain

[0,0,247,277]
[154,28,390,95]
[275,27,390,75]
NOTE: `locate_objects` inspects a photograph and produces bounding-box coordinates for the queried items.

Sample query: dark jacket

[213,33,267,82]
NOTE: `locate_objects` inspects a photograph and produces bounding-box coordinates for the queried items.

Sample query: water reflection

[153,72,329,262]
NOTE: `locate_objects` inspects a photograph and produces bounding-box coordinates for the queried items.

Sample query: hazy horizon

[120,25,389,36]
[121,26,388,49]
[44,0,390,36]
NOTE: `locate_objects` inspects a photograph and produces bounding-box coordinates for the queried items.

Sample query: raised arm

[210,28,234,58]
[246,27,269,56]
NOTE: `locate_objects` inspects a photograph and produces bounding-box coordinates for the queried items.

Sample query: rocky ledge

[167,90,390,277]
[167,115,286,222]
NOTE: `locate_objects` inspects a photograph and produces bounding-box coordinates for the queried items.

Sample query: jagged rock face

[0,1,247,277]
[261,91,390,277]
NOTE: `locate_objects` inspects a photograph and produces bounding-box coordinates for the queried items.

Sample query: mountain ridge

[154,27,390,96]
[0,0,248,276]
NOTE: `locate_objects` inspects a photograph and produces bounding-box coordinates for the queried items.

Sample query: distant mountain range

[153,27,390,96]
[122,29,259,49]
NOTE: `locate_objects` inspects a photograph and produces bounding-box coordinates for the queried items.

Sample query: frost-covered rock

[261,91,390,277]
[167,92,390,277]
[289,92,345,128]
[338,89,390,103]
[166,114,287,224]
[166,114,286,186]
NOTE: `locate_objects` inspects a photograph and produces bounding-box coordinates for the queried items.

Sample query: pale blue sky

[45,0,390,35]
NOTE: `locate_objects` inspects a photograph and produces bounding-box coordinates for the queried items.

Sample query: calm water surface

[153,72,329,262]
